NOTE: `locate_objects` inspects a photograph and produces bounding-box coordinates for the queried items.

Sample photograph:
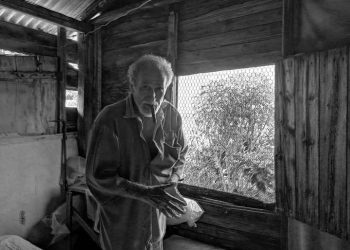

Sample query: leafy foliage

[182,72,275,203]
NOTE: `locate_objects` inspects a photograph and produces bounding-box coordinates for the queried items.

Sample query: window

[177,66,275,203]
[66,89,78,108]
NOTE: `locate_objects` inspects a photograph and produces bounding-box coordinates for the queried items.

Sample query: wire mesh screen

[177,65,275,203]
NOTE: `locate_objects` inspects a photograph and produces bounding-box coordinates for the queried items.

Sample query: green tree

[183,72,275,203]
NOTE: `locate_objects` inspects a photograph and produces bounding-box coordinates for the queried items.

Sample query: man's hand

[142,183,186,218]
[169,174,180,183]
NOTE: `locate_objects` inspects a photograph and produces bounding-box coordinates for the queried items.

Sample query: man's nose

[151,89,156,99]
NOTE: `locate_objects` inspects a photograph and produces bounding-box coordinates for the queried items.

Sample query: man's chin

[139,107,152,117]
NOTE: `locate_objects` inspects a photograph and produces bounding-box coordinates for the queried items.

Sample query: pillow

[165,185,204,227]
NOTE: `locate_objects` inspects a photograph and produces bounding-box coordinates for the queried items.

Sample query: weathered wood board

[284,0,350,56]
[101,0,282,106]
[276,46,350,240]
[177,0,282,75]
[0,56,57,135]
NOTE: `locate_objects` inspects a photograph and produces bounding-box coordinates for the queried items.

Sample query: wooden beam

[77,31,101,155]
[57,27,67,133]
[282,0,300,57]
[177,183,275,210]
[0,0,92,32]
[0,20,78,62]
[92,0,184,24]
[165,5,179,106]
[77,34,87,156]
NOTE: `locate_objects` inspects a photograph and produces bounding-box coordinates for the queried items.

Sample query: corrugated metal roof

[0,0,96,36]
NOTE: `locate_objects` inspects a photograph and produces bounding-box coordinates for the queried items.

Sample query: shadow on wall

[288,219,350,250]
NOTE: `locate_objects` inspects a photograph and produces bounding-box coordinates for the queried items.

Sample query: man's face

[132,65,167,117]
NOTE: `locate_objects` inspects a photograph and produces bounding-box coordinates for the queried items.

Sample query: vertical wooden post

[166,4,179,106]
[93,29,102,116]
[282,0,300,57]
[77,33,86,155]
[57,27,67,133]
[77,29,102,156]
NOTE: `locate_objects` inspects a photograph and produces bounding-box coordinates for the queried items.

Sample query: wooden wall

[0,134,78,238]
[169,184,281,250]
[275,46,350,241]
[283,0,350,57]
[101,7,169,106]
[100,0,282,106]
[0,56,57,135]
[177,0,282,75]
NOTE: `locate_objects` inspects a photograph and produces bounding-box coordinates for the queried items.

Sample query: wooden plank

[38,56,58,72]
[319,48,348,237]
[0,56,16,71]
[0,0,92,32]
[57,27,67,133]
[294,55,307,222]
[274,60,284,213]
[179,22,282,51]
[178,183,274,210]
[172,222,280,250]
[93,29,102,119]
[282,0,300,57]
[103,28,167,52]
[0,71,56,80]
[179,0,247,21]
[177,51,281,75]
[79,30,102,155]
[333,47,348,239]
[196,202,281,239]
[0,20,77,63]
[40,79,58,134]
[101,9,168,35]
[102,40,167,69]
[92,0,183,24]
[282,57,296,217]
[14,79,56,134]
[179,7,282,42]
[319,49,331,233]
[77,34,86,156]
[181,0,282,28]
[165,6,178,105]
[178,37,281,64]
[15,57,37,71]
[0,81,17,134]
[306,52,320,227]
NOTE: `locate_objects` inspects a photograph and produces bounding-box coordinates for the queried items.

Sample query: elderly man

[86,54,188,250]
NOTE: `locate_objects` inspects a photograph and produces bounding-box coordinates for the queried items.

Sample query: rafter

[83,0,183,24]
[0,0,93,32]
[0,20,78,62]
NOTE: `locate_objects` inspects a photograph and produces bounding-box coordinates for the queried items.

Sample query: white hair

[127,54,174,88]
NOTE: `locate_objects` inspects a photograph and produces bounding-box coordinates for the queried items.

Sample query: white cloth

[0,235,41,250]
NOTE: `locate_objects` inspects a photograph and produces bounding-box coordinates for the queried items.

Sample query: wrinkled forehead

[135,62,167,82]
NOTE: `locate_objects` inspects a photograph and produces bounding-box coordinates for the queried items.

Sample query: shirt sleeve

[85,117,127,205]
[172,114,188,181]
